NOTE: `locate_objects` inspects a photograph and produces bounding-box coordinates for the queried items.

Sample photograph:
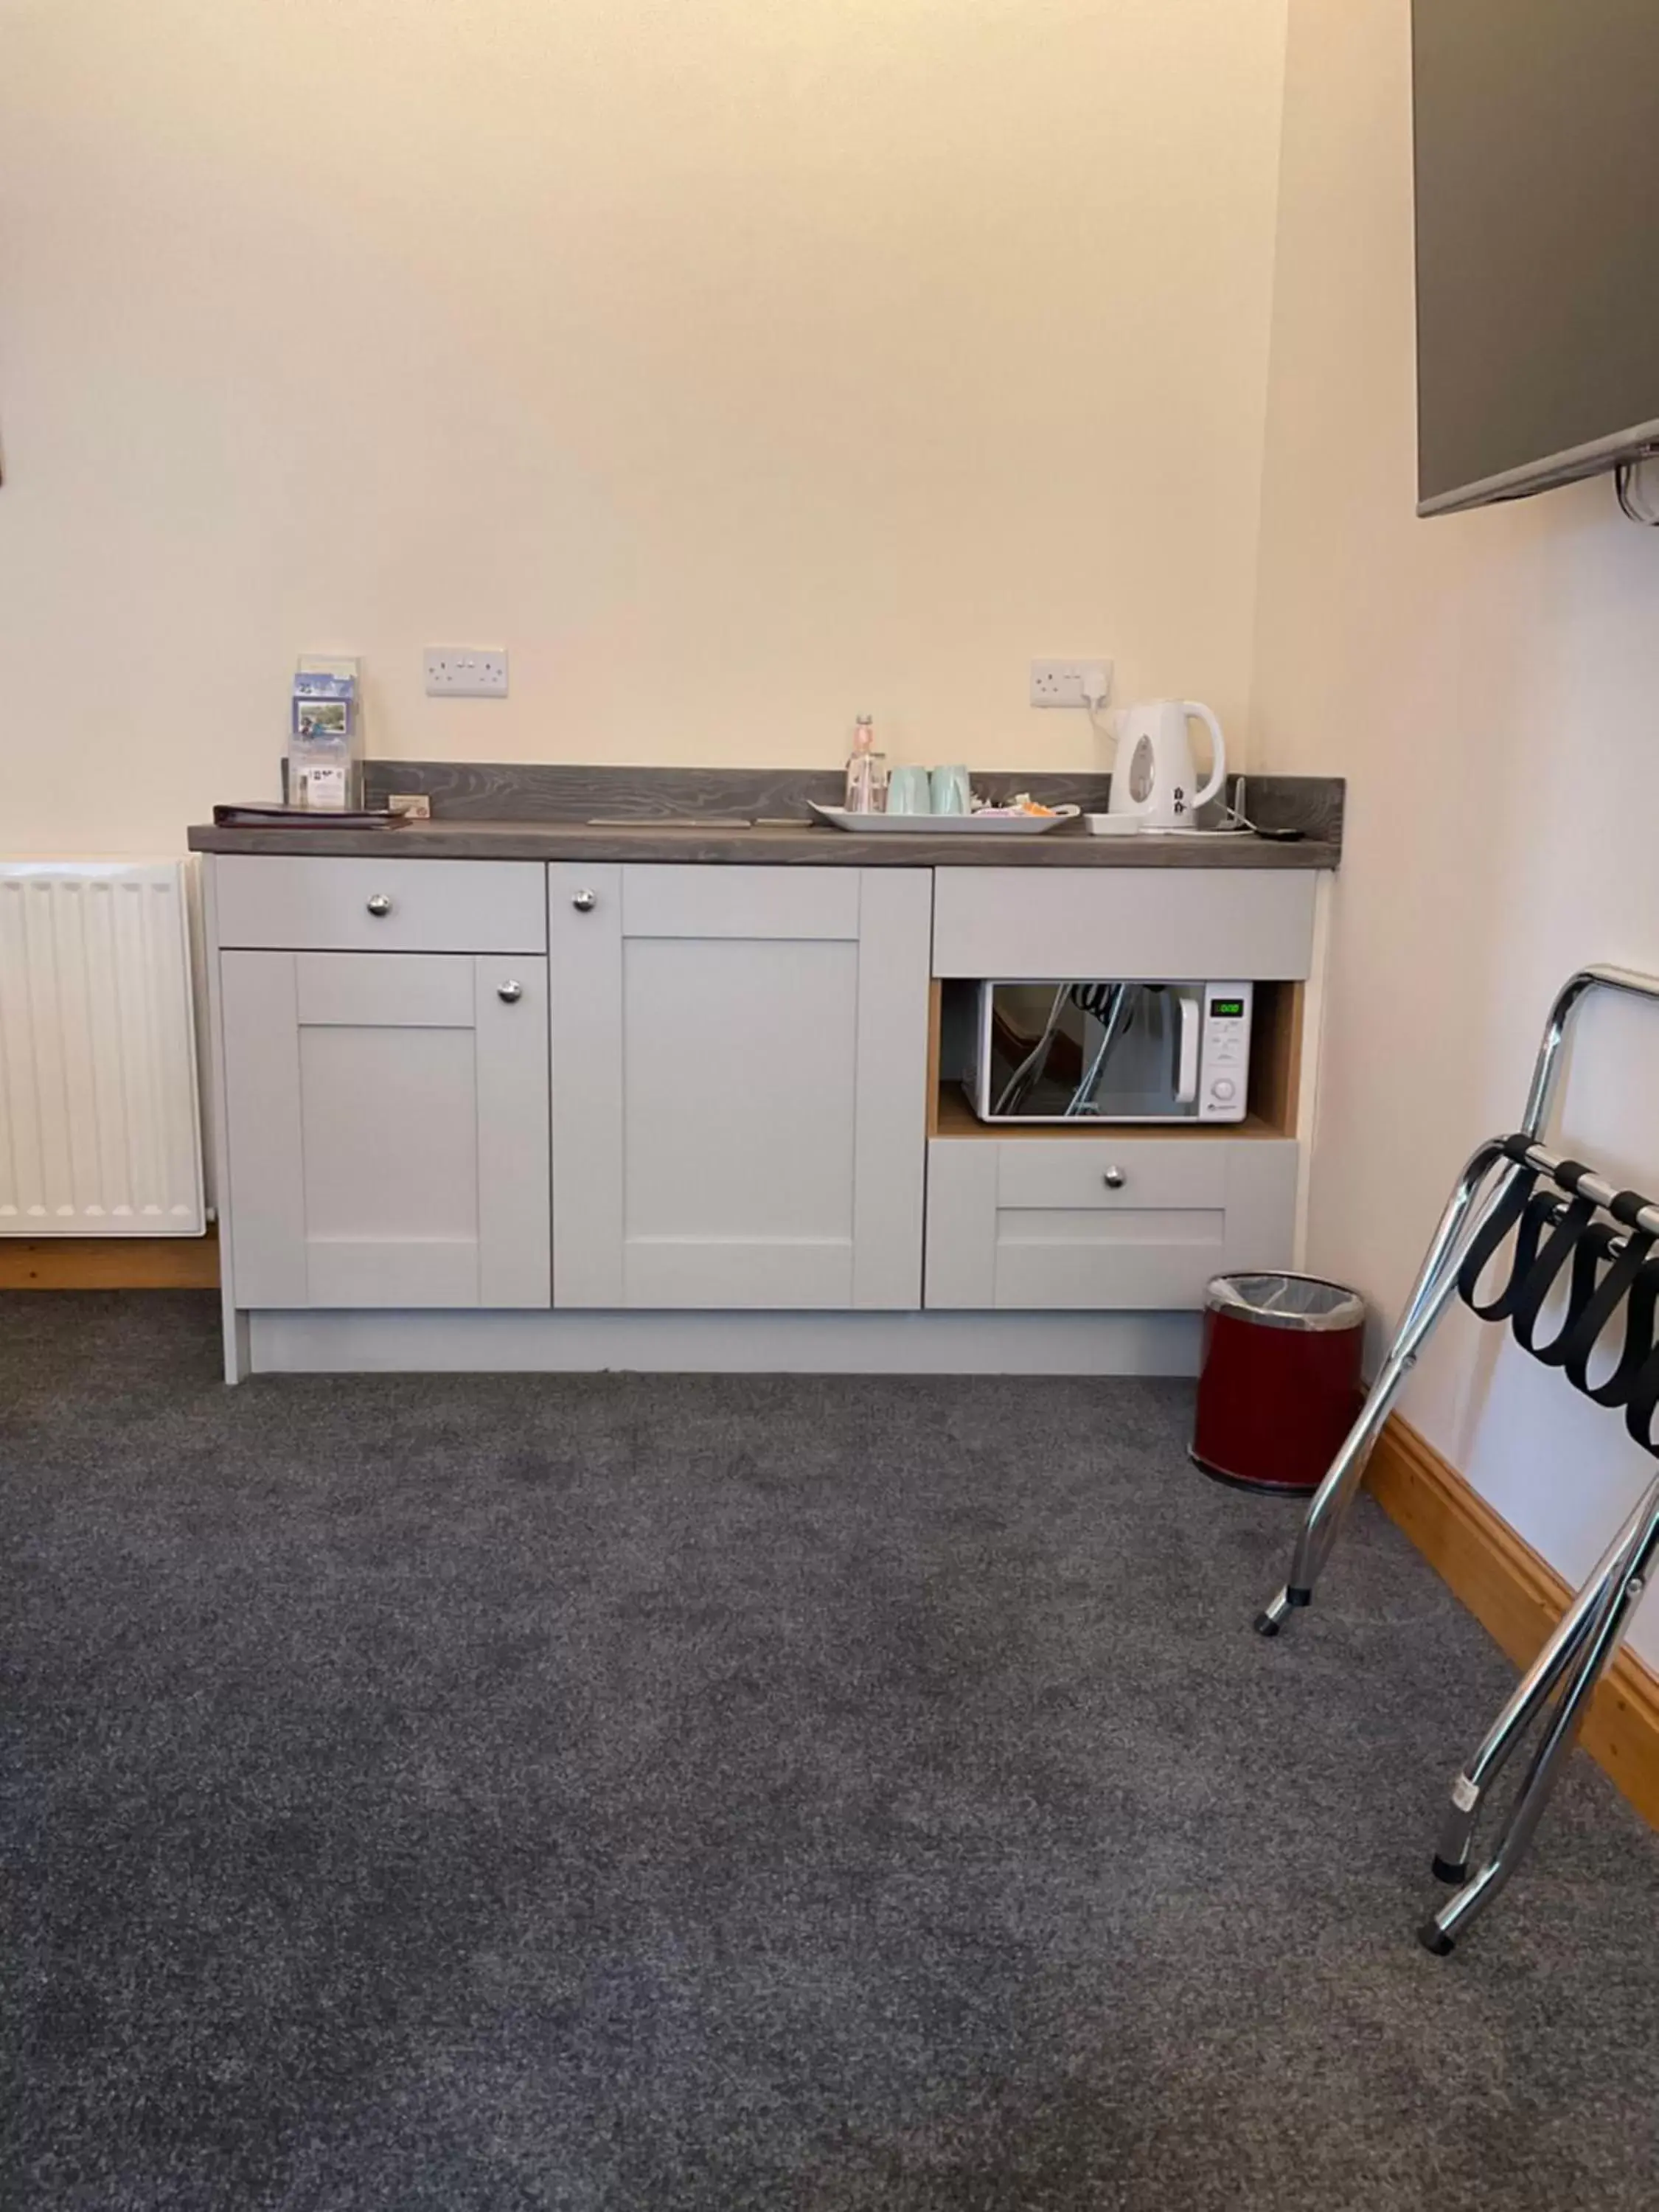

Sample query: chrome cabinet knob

[1102,1166,1127,1189]
[496,981,523,1004]
[571,889,597,912]
[366,893,392,917]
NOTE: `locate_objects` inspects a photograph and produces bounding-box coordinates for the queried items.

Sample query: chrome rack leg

[1254,1141,1512,1638]
[1429,1492,1649,1882]
[1420,1474,1659,1955]
[1253,1335,1427,1635]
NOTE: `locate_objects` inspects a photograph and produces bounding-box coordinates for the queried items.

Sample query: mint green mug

[886,765,933,815]
[930,763,971,815]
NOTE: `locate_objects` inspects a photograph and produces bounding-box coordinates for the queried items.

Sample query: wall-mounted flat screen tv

[1412,1,1659,515]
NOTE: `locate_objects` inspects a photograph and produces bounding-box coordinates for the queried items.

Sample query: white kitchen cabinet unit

[220,950,550,1308]
[548,864,932,1310]
[194,835,1332,1378]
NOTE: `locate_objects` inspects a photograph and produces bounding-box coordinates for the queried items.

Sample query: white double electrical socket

[1029,658,1113,709]
[424,647,508,698]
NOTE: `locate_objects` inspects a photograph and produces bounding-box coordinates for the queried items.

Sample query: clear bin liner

[1205,1272,1365,1334]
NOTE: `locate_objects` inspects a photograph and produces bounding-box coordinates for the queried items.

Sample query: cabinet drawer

[996,1141,1228,1212]
[212,856,546,953]
[925,1135,1297,1310]
[930,870,1315,980]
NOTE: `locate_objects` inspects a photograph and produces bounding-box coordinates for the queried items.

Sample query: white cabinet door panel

[548,866,625,1307]
[295,951,476,1028]
[222,950,549,1309]
[220,953,307,1308]
[550,865,930,1310]
[298,1020,482,1307]
[622,865,860,942]
[622,934,858,1291]
[852,869,933,1307]
[622,1239,857,1312]
[474,961,557,1308]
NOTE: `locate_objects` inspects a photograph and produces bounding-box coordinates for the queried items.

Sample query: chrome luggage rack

[1253,964,1659,1952]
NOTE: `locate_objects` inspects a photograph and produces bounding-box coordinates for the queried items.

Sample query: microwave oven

[961,979,1253,1125]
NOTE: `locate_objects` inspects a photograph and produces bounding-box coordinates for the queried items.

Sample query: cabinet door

[549,865,931,1310]
[221,951,549,1308]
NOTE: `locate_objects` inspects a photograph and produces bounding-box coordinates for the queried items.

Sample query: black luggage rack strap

[1458,1134,1659,1448]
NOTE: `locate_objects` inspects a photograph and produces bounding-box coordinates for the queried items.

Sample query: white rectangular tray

[808,803,1077,836]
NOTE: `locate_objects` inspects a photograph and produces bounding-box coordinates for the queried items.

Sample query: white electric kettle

[1107,700,1227,829]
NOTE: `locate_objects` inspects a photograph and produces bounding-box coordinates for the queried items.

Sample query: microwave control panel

[1197,981,1253,1121]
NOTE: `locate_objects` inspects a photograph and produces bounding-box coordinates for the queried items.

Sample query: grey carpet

[4,1295,1657,2212]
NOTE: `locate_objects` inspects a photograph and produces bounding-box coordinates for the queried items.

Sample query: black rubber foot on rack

[1430,1855,1468,1886]
[1417,1921,1456,1958]
[1253,1611,1282,1638]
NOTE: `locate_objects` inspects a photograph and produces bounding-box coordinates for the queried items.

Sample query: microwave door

[975,979,1229,1121]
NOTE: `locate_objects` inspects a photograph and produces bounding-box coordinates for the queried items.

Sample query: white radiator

[0,861,205,1237]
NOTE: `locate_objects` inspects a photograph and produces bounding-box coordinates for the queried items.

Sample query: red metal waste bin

[1190,1273,1366,1493]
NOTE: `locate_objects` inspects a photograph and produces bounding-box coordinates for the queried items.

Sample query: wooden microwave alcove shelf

[927,978,1304,1141]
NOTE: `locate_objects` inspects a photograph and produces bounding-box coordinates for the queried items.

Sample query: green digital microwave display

[1208,997,1245,1019]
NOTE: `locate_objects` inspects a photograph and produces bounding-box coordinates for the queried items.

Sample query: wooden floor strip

[0,1230,220,1291]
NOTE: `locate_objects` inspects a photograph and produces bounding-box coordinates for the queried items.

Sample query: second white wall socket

[424,647,509,698]
[1029,658,1113,709]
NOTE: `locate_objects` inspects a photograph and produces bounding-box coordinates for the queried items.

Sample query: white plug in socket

[1030,659,1113,709]
[424,647,509,698]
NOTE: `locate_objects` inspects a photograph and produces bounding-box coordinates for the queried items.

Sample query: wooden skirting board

[0,1230,220,1291]
[1367,1414,1659,1829]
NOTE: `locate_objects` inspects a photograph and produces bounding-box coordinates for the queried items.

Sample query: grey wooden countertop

[187,815,1338,868]
[192,762,1343,867]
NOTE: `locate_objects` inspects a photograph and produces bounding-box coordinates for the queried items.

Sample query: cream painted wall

[1251,0,1659,1660]
[0,0,1287,855]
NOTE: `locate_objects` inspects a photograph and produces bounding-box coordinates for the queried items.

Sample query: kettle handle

[1181,703,1227,810]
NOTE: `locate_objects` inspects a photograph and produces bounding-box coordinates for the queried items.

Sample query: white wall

[0,0,1287,855]
[1251,0,1659,1661]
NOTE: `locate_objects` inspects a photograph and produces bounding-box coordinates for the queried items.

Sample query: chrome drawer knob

[366,893,392,917]
[1102,1166,1127,1189]
[496,981,523,1004]
[572,889,598,912]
